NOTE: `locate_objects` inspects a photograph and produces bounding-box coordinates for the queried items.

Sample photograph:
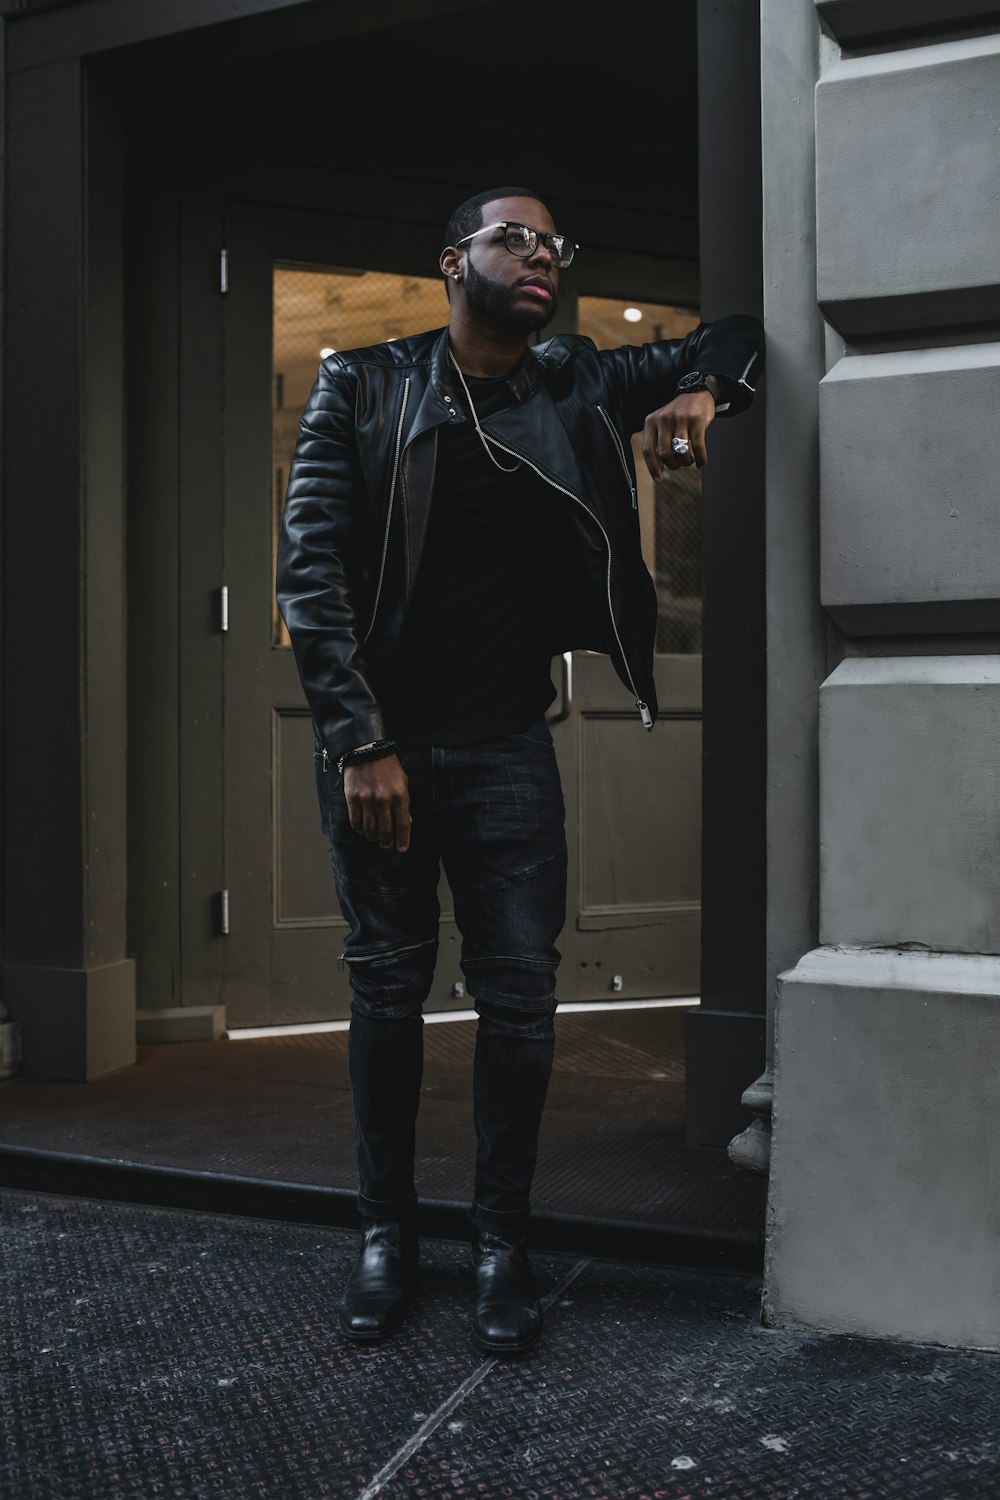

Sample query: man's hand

[344,754,412,853]
[641,389,717,481]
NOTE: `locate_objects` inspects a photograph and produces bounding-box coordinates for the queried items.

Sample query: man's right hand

[343,754,412,853]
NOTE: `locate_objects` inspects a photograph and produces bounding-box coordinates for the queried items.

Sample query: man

[276,187,764,1354]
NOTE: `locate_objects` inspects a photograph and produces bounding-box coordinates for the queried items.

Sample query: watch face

[678,371,706,390]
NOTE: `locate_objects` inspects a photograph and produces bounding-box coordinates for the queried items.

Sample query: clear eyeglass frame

[455,221,578,270]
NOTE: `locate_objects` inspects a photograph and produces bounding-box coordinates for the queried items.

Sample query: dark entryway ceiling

[114,0,700,263]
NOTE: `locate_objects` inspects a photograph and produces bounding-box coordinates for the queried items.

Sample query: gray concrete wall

[766,946,1000,1350]
[816,36,1000,335]
[820,658,1000,953]
[763,0,1000,1349]
[761,0,829,1051]
[821,345,1000,631]
[816,0,1000,40]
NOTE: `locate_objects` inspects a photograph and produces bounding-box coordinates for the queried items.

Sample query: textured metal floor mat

[0,1009,764,1241]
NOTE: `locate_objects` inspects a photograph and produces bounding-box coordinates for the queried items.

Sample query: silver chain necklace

[447,349,522,473]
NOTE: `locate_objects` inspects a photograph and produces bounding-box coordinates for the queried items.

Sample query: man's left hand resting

[642,389,718,480]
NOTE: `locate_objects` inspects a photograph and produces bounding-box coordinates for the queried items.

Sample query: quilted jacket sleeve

[275,359,387,761]
[599,313,765,435]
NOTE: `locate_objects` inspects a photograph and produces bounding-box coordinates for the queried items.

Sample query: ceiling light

[623,307,642,323]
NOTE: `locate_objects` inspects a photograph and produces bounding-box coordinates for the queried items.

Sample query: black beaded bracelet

[337,738,399,774]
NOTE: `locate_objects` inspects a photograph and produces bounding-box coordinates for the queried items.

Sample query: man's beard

[463,258,559,337]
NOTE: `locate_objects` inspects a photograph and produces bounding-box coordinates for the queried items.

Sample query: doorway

[0,0,764,1233]
[216,201,704,1029]
[121,0,764,1153]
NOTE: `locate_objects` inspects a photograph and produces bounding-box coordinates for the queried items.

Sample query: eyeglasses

[455,221,578,270]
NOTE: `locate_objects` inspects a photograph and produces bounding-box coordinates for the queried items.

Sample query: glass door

[221,199,703,1026]
[550,295,703,1001]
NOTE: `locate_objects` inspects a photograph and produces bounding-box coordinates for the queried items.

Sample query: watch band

[676,371,731,412]
[705,375,731,413]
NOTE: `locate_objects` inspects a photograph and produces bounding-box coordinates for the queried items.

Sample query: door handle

[546,652,574,725]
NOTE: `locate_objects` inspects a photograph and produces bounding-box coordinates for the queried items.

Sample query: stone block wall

[763,0,1000,1350]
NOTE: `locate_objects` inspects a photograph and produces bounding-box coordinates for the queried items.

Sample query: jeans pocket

[509,717,555,751]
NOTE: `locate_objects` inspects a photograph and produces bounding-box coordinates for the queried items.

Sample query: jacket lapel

[480,373,588,502]
[403,326,461,449]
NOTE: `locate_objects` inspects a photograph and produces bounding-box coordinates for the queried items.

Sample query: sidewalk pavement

[2,1186,997,1500]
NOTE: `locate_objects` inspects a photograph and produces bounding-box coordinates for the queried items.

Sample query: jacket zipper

[362,376,410,645]
[481,430,653,730]
[597,404,637,509]
[737,351,759,392]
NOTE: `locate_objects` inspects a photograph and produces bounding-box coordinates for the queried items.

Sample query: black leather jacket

[276,316,764,761]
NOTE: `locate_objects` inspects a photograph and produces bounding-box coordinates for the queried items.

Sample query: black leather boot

[470,1228,543,1354]
[338,1220,419,1343]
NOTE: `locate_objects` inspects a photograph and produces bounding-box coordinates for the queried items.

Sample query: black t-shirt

[381,370,566,745]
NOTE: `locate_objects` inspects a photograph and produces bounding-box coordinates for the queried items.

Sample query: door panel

[553,295,704,1001]
[273,708,332,925]
[223,205,470,1026]
[552,653,701,1001]
[222,207,343,1026]
[221,203,702,1026]
[579,716,699,910]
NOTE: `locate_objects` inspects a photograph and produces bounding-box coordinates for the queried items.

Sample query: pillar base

[766,945,1000,1351]
[728,1068,774,1174]
[2,960,136,1080]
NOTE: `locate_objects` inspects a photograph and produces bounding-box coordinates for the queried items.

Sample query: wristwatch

[675,370,731,412]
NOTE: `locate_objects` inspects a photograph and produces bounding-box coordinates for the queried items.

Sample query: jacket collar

[430,325,544,402]
[405,326,545,449]
[403,327,458,449]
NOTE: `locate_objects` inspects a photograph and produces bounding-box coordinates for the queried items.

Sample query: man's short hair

[443,186,544,251]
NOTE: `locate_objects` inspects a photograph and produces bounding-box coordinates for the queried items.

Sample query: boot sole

[471,1318,544,1356]
[338,1311,410,1344]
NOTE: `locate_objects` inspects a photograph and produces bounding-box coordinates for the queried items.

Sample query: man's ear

[439,246,462,282]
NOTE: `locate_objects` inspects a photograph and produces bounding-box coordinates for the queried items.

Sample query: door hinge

[219,584,229,632]
[218,889,230,936]
[219,248,229,296]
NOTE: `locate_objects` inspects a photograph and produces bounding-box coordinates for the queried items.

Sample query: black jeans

[316,717,567,1237]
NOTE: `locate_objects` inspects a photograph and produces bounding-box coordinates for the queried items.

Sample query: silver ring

[671,436,691,455]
